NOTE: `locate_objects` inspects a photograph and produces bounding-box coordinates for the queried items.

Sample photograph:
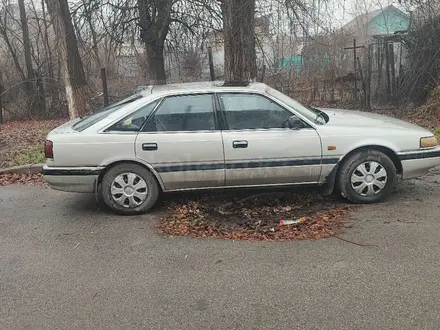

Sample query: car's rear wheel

[337,149,396,204]
[100,163,159,215]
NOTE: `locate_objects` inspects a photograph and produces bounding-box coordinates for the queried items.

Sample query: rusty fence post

[208,46,215,81]
[101,68,109,106]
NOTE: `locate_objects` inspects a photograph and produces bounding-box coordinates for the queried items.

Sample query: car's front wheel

[337,149,397,204]
[100,163,159,215]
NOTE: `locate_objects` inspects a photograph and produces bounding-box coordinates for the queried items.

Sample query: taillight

[44,140,53,159]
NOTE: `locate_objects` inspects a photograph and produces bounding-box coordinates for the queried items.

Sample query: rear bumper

[43,165,103,193]
[398,148,440,179]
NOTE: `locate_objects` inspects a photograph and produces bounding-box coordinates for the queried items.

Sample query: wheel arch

[337,145,402,176]
[95,159,165,192]
[322,144,402,196]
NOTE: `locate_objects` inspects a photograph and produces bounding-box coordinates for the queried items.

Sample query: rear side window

[73,94,143,131]
[106,100,160,132]
[144,94,215,132]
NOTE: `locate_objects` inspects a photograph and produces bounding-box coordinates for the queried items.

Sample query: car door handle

[142,143,158,151]
[233,140,248,148]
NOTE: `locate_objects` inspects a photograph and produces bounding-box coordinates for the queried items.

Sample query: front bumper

[398,148,440,179]
[43,165,103,193]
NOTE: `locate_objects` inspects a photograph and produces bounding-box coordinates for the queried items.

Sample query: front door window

[218,93,293,130]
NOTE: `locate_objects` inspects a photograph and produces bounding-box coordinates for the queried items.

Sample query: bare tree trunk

[0,28,26,81]
[18,0,39,117]
[82,0,102,73]
[41,0,54,82]
[145,43,167,84]
[0,72,3,125]
[138,0,172,85]
[222,0,256,85]
[45,0,90,119]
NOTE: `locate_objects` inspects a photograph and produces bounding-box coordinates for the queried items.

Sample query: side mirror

[288,115,304,130]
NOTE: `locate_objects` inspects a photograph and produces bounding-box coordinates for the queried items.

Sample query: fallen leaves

[157,189,355,242]
[365,103,439,135]
[0,173,46,186]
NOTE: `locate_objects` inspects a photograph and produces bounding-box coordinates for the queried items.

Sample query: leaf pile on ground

[407,87,440,131]
[0,173,46,186]
[157,189,354,241]
[366,87,440,138]
[0,119,67,168]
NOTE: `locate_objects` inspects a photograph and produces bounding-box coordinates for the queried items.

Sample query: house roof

[343,4,409,31]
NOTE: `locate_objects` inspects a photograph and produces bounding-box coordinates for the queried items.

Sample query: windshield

[72,93,144,131]
[266,86,326,124]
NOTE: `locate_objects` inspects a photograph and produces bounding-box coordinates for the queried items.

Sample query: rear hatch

[47,118,81,136]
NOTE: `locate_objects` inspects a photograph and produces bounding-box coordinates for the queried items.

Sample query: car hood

[319,108,427,131]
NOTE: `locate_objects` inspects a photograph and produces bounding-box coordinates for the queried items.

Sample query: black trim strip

[398,151,440,161]
[155,157,339,173]
[43,157,342,176]
[43,168,102,176]
[322,157,341,164]
[155,163,224,173]
[225,158,321,169]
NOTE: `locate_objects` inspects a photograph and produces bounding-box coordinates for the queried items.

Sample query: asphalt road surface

[1,169,440,330]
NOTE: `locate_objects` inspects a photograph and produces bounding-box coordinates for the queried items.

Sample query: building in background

[342,4,410,45]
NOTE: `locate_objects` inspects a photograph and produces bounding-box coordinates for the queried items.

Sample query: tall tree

[0,3,26,82]
[40,0,55,82]
[45,0,90,119]
[222,0,256,85]
[137,0,173,85]
[17,0,39,116]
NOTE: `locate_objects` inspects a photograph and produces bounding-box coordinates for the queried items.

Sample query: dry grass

[0,119,67,168]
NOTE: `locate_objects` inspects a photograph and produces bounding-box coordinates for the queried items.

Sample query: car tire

[100,163,159,215]
[337,149,396,204]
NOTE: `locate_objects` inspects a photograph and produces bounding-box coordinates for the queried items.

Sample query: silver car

[43,82,440,214]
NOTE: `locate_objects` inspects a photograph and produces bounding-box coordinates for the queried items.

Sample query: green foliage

[433,128,440,140]
[12,146,45,166]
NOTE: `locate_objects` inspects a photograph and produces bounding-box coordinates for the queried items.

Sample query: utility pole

[208,46,215,81]
[101,68,109,106]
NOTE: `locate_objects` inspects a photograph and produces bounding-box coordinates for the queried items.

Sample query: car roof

[103,81,272,124]
[144,81,270,97]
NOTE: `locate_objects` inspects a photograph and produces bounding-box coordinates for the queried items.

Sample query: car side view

[43,82,440,215]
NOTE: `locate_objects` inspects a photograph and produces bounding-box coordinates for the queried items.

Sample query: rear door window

[143,94,216,132]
